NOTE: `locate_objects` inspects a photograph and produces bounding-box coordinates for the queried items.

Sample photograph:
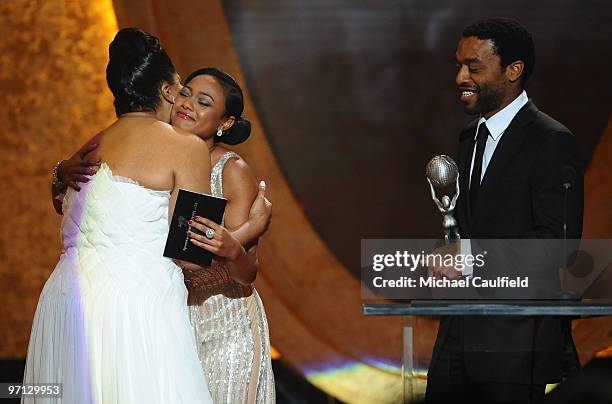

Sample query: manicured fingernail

[187,231,192,236]
[188,220,193,225]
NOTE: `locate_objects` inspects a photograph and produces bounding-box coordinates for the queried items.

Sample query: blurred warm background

[0,0,610,403]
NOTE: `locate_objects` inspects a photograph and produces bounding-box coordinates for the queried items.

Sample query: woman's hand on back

[58,142,101,191]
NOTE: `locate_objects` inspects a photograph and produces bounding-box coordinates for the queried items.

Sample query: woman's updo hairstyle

[184,67,251,145]
[106,28,176,116]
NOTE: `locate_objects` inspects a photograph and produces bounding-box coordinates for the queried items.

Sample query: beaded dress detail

[188,151,275,403]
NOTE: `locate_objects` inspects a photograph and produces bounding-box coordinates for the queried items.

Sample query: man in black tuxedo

[425,19,583,404]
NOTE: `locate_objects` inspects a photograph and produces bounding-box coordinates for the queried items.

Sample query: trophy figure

[426,155,460,243]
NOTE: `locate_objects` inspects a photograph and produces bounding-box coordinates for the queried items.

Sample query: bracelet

[52,160,65,187]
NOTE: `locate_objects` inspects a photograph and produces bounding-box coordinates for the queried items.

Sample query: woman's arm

[188,157,260,285]
[187,218,257,285]
[51,162,67,215]
[179,258,234,304]
[229,180,272,249]
[181,181,270,272]
[50,141,101,214]
[180,179,271,302]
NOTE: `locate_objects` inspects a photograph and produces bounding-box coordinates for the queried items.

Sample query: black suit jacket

[430,100,584,384]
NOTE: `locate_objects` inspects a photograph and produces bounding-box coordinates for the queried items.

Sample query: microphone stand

[561,180,571,299]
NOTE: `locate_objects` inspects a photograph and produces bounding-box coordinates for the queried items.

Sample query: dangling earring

[216,129,223,137]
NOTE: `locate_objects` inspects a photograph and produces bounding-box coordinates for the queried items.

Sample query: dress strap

[210,151,240,198]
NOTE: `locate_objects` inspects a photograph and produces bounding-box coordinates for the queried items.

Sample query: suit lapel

[471,101,540,227]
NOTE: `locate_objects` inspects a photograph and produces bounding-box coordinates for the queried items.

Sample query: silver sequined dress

[189,151,276,403]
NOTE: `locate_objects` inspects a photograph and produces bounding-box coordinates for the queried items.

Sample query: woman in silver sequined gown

[170,67,276,403]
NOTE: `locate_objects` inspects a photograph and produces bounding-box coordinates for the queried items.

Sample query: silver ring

[205,228,216,239]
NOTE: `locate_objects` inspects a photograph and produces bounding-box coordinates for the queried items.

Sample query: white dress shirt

[461,91,529,276]
[468,90,529,188]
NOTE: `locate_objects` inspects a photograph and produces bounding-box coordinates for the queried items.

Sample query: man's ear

[506,60,525,83]
[161,82,176,104]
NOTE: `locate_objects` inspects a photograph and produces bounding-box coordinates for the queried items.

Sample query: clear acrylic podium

[364,300,612,403]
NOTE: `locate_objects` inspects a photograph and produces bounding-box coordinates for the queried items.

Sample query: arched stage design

[0,1,610,402]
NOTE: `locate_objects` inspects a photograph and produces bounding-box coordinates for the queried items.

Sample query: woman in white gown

[22,29,215,404]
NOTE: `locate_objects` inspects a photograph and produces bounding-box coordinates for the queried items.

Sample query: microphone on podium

[561,165,577,298]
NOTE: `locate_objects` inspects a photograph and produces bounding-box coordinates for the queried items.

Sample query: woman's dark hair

[106,28,176,116]
[463,18,535,87]
[184,67,251,145]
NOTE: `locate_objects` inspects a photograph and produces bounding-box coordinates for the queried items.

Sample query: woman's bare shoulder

[222,153,257,200]
[219,147,251,175]
[224,154,251,173]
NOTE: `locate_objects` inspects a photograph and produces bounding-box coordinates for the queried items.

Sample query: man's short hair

[463,18,535,87]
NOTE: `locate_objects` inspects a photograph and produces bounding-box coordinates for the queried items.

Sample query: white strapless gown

[22,163,212,404]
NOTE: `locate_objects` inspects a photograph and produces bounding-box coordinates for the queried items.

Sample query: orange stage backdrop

[0,0,118,356]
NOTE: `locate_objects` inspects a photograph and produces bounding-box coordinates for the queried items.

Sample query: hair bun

[105,28,176,116]
[107,28,157,96]
[109,28,159,62]
[221,117,251,145]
